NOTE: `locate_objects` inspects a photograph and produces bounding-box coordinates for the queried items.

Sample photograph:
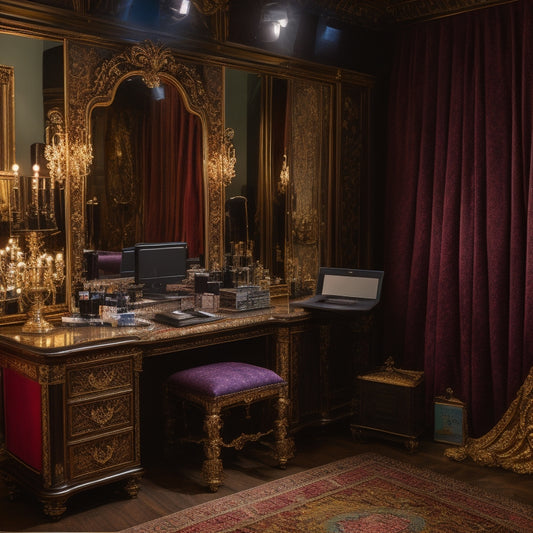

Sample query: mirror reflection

[224,68,260,272]
[224,69,289,285]
[87,75,205,269]
[0,33,66,317]
[224,67,331,296]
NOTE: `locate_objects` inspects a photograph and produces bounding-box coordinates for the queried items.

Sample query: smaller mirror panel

[224,68,329,292]
[0,34,66,320]
[224,69,261,267]
[0,64,15,239]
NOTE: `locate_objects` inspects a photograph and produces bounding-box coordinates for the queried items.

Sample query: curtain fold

[143,83,204,259]
[384,0,533,436]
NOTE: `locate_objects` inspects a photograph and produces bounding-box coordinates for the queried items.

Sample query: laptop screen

[322,274,380,299]
[317,268,384,300]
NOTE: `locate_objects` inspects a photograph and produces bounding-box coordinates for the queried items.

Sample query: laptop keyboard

[320,297,358,305]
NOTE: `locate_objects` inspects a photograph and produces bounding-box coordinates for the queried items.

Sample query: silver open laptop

[296,267,384,312]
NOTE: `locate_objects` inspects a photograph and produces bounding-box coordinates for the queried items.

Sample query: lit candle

[32,164,40,210]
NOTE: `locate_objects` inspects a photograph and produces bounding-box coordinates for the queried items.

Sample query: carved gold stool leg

[273,389,295,469]
[201,404,224,492]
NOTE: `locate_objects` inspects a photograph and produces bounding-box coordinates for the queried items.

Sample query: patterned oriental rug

[123,453,533,533]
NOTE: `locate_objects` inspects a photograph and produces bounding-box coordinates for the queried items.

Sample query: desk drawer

[68,393,133,439]
[67,359,133,398]
[68,431,135,479]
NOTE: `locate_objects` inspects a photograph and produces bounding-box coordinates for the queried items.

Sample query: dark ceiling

[21,0,518,29]
[9,0,517,73]
[302,0,516,27]
[223,0,515,73]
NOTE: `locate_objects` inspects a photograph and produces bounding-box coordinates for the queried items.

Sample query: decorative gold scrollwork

[90,405,115,426]
[224,430,273,451]
[292,209,318,245]
[192,0,229,16]
[91,444,115,465]
[88,369,116,390]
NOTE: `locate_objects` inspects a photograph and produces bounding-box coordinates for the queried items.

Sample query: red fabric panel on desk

[3,367,42,471]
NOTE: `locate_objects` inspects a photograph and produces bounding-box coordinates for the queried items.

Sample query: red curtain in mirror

[143,83,204,259]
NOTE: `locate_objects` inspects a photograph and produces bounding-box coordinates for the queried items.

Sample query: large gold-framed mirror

[66,40,224,291]
[0,33,66,322]
[86,75,206,259]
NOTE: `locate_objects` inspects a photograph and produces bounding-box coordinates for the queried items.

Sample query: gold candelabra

[45,133,93,183]
[0,237,25,314]
[19,231,64,333]
[210,128,236,186]
[278,153,290,193]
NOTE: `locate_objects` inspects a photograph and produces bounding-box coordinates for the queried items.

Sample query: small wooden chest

[351,358,425,451]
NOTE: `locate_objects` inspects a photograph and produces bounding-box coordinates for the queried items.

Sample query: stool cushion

[167,362,285,398]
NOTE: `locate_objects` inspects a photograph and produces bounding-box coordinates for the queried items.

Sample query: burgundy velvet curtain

[143,83,204,259]
[384,0,533,436]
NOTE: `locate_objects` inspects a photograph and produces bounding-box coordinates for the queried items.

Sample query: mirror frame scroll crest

[66,39,224,298]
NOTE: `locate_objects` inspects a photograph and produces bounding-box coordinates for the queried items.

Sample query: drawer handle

[90,406,115,426]
[92,444,115,465]
[88,369,116,390]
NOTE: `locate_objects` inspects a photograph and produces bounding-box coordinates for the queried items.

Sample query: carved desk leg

[319,322,331,422]
[41,497,68,521]
[273,389,295,469]
[124,474,142,498]
[0,472,22,501]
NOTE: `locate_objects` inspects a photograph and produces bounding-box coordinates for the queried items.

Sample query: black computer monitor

[120,246,135,277]
[134,242,187,293]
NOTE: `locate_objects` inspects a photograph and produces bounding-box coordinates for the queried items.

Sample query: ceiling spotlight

[151,85,166,101]
[166,0,190,20]
[259,21,281,42]
[259,2,288,42]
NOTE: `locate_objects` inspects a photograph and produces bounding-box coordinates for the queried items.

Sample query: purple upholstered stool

[164,362,295,491]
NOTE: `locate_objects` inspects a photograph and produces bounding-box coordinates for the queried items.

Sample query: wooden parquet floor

[1,424,533,532]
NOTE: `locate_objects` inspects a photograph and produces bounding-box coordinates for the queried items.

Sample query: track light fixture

[259,2,289,42]
[162,0,190,22]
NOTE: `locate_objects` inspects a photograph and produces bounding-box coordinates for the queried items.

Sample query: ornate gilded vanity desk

[0,0,376,519]
[0,303,317,518]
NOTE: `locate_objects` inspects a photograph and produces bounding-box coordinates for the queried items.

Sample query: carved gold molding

[192,0,229,16]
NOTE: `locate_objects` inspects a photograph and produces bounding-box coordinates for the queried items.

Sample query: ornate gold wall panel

[335,83,369,268]
[286,79,331,290]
